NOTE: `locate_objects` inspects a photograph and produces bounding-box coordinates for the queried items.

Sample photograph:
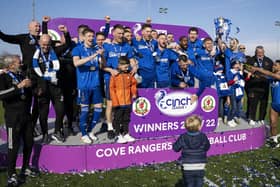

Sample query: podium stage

[0,118,266,173]
[0,88,266,173]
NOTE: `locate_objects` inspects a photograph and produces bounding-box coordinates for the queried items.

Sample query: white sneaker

[223,116,228,124]
[218,117,223,126]
[270,135,280,148]
[228,120,238,127]
[234,117,240,124]
[116,135,127,144]
[123,134,136,142]
[258,120,265,126]
[249,120,257,126]
[81,135,92,144]
[271,135,278,143]
[89,132,98,142]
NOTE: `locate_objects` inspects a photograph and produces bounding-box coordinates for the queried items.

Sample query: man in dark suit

[245,46,273,126]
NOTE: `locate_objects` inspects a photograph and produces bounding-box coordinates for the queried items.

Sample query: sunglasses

[239,48,246,50]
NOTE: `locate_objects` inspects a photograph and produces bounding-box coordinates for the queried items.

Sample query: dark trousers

[31,95,39,128]
[218,96,227,118]
[182,169,205,187]
[113,107,131,135]
[38,84,64,134]
[247,90,268,121]
[63,87,77,129]
[5,111,33,177]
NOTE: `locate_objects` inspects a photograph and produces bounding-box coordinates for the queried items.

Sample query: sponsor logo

[154,90,197,117]
[133,97,151,116]
[47,29,61,41]
[201,95,215,112]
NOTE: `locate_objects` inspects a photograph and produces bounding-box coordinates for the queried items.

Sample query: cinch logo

[133,97,151,116]
[201,95,216,112]
[154,90,197,117]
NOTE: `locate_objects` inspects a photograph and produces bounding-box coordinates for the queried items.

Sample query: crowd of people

[0,15,280,186]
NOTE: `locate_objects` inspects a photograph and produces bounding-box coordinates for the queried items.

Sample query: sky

[1,0,280,60]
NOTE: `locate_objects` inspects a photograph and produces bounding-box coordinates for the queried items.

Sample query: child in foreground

[173,115,210,187]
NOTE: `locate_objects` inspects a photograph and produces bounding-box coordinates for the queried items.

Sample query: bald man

[32,27,71,144]
[0,17,51,73]
[0,16,51,138]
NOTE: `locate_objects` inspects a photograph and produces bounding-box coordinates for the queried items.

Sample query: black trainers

[100,123,108,133]
[41,134,49,144]
[51,131,65,143]
[33,126,41,137]
[7,173,18,187]
[107,130,115,140]
[68,127,77,136]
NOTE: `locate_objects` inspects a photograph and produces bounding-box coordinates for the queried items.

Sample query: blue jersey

[214,72,231,97]
[155,48,177,82]
[196,49,216,73]
[271,79,280,105]
[224,48,246,79]
[171,48,196,64]
[72,45,101,90]
[133,38,157,74]
[188,39,203,53]
[103,42,134,80]
[170,61,194,87]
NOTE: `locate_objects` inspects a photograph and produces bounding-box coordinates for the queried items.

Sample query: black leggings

[5,111,33,177]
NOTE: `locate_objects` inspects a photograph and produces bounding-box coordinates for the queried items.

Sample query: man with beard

[187,27,203,54]
[133,23,157,88]
[154,33,177,88]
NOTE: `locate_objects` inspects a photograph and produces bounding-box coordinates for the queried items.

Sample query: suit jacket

[245,55,273,92]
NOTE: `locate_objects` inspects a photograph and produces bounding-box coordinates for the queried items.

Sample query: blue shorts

[272,103,280,113]
[77,87,102,105]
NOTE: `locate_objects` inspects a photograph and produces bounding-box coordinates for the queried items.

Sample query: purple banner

[130,88,218,138]
[47,17,210,41]
[0,125,265,173]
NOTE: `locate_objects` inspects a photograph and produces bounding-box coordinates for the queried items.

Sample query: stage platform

[0,118,266,173]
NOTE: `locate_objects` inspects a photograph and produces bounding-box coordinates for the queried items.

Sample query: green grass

[0,146,279,186]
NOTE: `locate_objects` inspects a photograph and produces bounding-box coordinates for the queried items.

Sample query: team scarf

[32,47,60,84]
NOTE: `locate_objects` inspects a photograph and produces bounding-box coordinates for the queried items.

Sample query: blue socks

[79,106,89,136]
[88,107,102,133]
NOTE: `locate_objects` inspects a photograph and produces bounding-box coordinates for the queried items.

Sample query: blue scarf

[32,47,60,85]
